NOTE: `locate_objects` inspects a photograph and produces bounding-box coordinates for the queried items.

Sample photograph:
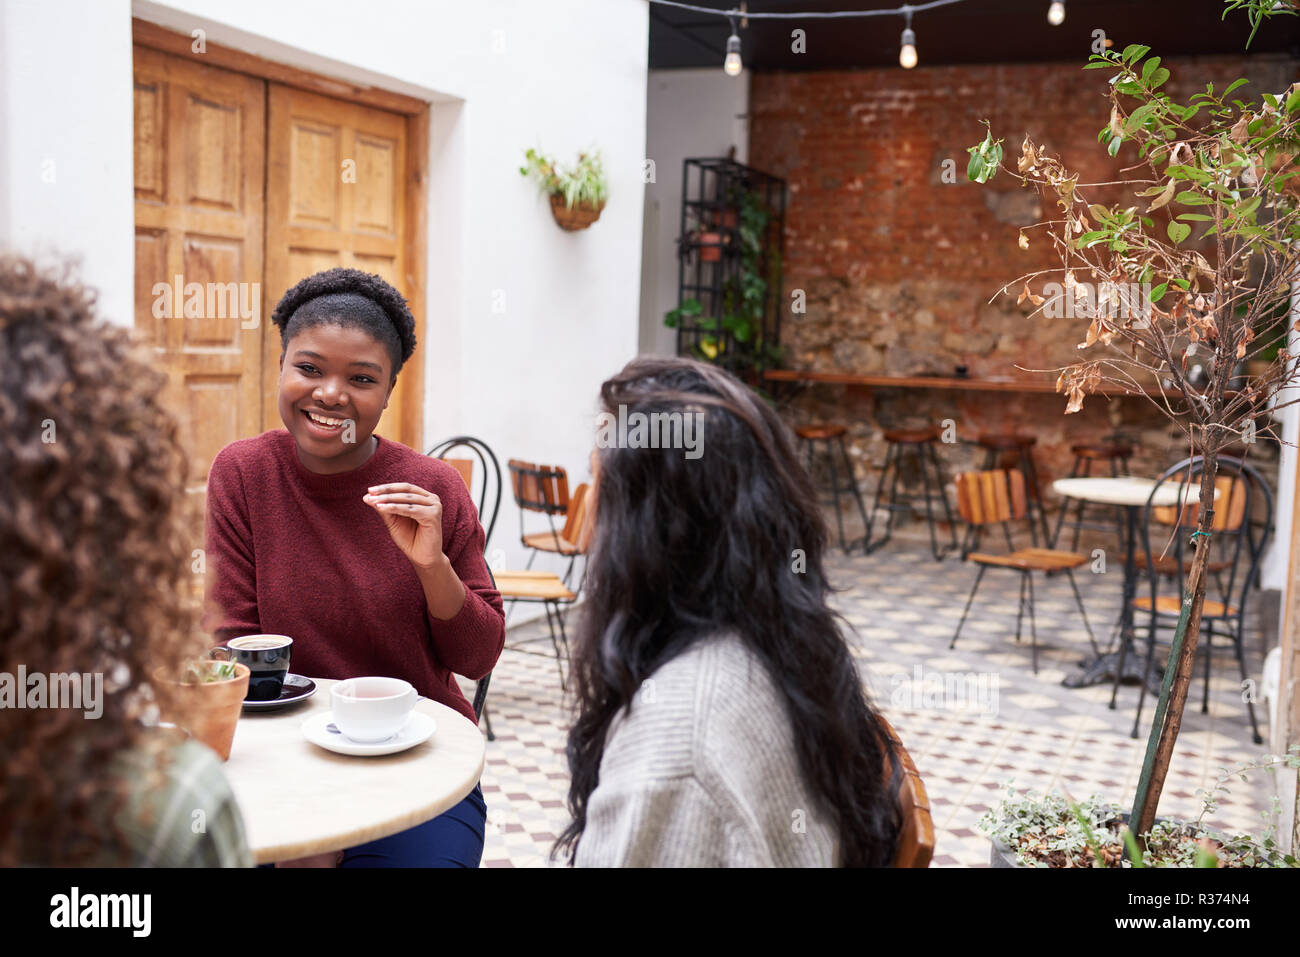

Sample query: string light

[647,0,969,73]
[1047,1,1066,26]
[899,9,918,69]
[724,16,743,75]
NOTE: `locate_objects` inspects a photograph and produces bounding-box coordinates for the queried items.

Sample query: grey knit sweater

[574,632,839,867]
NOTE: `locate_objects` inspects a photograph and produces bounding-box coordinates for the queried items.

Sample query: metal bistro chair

[493,484,594,690]
[795,423,871,554]
[1114,456,1272,744]
[949,469,1097,674]
[429,436,503,741]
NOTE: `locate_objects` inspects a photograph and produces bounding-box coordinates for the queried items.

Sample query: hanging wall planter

[549,193,606,231]
[521,147,609,232]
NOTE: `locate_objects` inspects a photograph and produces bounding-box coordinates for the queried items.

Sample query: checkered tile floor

[458,517,1280,867]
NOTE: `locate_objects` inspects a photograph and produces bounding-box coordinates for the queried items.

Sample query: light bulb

[899,27,917,69]
[724,33,742,76]
[1047,1,1066,25]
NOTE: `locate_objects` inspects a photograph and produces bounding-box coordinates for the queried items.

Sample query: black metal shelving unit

[674,158,786,387]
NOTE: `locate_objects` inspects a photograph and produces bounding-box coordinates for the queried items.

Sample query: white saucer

[301,710,436,756]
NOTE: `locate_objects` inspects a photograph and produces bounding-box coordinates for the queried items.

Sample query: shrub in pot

[152,659,249,761]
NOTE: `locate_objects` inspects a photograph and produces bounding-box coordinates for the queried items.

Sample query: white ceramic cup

[331,677,418,743]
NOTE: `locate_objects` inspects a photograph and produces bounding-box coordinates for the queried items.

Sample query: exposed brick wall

[749,55,1295,505]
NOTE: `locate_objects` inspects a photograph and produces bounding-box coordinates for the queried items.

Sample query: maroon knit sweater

[203,429,504,724]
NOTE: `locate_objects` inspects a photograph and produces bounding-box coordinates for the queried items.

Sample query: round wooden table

[222,677,486,864]
[1050,477,1208,695]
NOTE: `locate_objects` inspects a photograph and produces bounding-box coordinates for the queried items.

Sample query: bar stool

[795,423,871,553]
[1050,441,1134,551]
[863,426,957,561]
[975,434,1049,549]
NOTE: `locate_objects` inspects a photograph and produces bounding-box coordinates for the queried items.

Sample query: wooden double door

[132,42,423,499]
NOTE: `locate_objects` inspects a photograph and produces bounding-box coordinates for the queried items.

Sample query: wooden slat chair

[1117,456,1272,744]
[949,469,1097,674]
[880,715,934,868]
[508,458,573,571]
[494,483,594,689]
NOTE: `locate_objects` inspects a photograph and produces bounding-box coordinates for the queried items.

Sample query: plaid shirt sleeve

[116,736,254,868]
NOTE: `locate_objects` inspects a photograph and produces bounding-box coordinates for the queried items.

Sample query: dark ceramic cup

[211,634,293,702]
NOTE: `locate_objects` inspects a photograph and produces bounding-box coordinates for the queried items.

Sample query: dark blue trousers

[341,784,486,868]
[261,783,486,868]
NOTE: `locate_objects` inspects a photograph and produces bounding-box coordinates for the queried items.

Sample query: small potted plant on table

[520,147,608,231]
[151,658,250,761]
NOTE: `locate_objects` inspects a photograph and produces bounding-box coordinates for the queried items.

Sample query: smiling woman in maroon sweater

[204,267,504,868]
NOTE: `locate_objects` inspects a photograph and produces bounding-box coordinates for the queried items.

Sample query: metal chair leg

[825,437,849,552]
[836,435,872,552]
[926,442,958,556]
[1014,573,1027,644]
[864,441,894,552]
[1064,568,1101,657]
[1129,612,1160,737]
[1026,571,1040,674]
[950,564,987,650]
[1201,624,1213,714]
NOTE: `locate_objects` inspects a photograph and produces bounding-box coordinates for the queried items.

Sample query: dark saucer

[241,674,316,711]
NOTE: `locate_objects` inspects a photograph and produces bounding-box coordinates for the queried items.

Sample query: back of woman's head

[556,356,901,866]
[0,255,201,865]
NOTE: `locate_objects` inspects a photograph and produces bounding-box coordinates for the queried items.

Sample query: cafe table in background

[222,677,485,864]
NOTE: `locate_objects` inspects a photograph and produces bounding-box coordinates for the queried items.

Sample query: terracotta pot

[697,231,723,262]
[152,662,249,761]
[548,194,605,231]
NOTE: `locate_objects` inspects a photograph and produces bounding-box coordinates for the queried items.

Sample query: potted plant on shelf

[520,147,608,231]
[965,18,1300,845]
[981,747,1300,867]
[151,657,249,761]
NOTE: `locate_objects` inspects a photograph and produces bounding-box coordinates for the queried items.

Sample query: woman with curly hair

[204,267,504,868]
[554,357,902,867]
[0,255,250,867]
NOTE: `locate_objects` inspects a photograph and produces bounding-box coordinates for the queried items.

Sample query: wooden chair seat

[494,572,576,602]
[1071,443,1134,459]
[795,423,847,441]
[1133,594,1236,618]
[977,433,1036,451]
[522,531,581,555]
[883,426,940,444]
[967,547,1088,571]
[1133,552,1232,577]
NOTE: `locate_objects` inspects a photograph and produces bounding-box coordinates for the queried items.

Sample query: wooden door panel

[132,45,265,495]
[265,84,414,448]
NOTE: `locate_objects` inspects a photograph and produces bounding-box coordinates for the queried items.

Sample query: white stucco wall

[639,67,750,357]
[0,0,647,593]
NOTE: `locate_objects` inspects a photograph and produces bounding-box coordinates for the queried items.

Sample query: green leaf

[1122,44,1151,64]
[1175,190,1211,206]
[1076,230,1110,248]
[1149,68,1170,89]
[1177,212,1214,222]
[1115,80,1143,97]
[1172,277,1191,290]
[1223,78,1250,97]
[1287,89,1300,114]
[1140,57,1161,83]
[1107,135,1122,157]
[1150,282,1168,302]
[1168,221,1191,243]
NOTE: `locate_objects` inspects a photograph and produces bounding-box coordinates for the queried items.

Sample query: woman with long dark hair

[555,356,902,866]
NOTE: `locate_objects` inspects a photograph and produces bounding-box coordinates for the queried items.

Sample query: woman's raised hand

[363,482,445,569]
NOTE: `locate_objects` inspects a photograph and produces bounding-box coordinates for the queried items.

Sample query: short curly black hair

[270,268,417,378]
